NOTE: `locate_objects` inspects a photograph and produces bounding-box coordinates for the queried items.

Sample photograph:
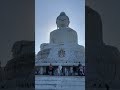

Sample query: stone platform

[35,75,85,90]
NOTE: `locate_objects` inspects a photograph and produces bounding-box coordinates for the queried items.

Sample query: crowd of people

[35,63,85,76]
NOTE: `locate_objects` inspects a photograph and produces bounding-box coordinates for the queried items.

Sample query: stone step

[36,85,84,90]
[35,76,85,90]
[35,75,85,80]
[35,81,84,86]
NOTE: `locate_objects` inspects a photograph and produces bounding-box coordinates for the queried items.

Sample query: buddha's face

[56,16,69,28]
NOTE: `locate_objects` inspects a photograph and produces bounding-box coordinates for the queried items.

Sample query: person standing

[70,66,73,76]
[78,62,82,76]
[65,67,68,76]
[79,65,83,76]
[49,63,53,75]
[58,65,62,76]
[57,67,60,76]
[73,65,76,75]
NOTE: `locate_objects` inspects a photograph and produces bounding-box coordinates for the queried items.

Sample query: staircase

[35,75,85,90]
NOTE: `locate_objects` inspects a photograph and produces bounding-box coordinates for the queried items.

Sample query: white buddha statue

[37,12,84,65]
[50,12,78,44]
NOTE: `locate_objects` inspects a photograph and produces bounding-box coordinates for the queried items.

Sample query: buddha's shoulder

[50,29,58,35]
[50,28,77,34]
[67,28,76,32]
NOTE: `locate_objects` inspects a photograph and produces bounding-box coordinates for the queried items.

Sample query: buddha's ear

[56,17,59,24]
[67,20,70,27]
[56,21,58,26]
[56,20,57,24]
[56,20,59,27]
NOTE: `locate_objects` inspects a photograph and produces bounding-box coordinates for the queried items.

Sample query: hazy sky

[35,0,85,54]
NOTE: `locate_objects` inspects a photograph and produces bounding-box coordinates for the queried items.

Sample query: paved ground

[35,75,85,90]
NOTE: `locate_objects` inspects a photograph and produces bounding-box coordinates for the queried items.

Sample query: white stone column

[40,66,43,75]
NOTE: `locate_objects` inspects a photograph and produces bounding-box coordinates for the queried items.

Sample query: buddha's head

[56,12,70,29]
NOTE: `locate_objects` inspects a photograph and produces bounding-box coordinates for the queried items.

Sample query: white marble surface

[36,43,85,65]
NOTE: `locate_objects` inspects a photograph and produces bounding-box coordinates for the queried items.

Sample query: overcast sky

[35,0,85,54]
